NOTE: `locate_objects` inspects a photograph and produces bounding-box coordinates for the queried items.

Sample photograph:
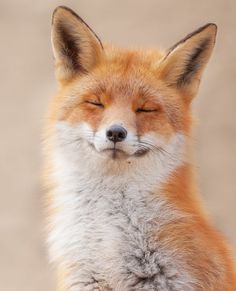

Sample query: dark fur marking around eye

[177,38,211,86]
[57,23,86,73]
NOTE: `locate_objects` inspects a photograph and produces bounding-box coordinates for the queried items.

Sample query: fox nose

[106,125,127,143]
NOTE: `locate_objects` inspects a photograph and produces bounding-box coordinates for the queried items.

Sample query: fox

[43,5,236,291]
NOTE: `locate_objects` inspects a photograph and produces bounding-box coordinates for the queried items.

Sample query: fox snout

[106,125,127,143]
[93,123,135,159]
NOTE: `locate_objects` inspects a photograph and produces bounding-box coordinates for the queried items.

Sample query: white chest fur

[48,129,195,290]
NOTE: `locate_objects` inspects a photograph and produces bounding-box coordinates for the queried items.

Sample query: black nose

[106,125,127,143]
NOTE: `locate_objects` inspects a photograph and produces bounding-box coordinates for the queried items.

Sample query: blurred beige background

[0,0,235,290]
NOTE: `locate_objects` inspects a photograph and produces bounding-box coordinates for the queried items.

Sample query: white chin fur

[55,121,186,164]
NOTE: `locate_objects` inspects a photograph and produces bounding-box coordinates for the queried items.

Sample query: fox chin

[43,6,236,291]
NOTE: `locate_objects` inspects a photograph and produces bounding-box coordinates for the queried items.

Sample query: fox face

[51,6,216,169]
[56,61,186,162]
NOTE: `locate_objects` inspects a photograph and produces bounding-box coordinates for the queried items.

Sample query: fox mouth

[89,141,150,159]
[102,147,149,159]
[103,148,127,159]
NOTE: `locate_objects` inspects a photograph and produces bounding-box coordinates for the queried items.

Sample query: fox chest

[50,181,193,291]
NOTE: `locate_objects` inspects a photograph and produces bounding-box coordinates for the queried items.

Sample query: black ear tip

[52,6,80,23]
[52,6,66,24]
[53,5,76,15]
[53,6,68,17]
[207,23,217,28]
[207,23,217,30]
[202,23,218,35]
[210,23,217,28]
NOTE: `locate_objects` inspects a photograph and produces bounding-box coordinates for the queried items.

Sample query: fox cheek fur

[44,5,236,291]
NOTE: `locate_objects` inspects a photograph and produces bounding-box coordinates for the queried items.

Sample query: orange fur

[43,6,236,290]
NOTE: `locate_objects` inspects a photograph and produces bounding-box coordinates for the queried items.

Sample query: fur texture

[43,6,236,291]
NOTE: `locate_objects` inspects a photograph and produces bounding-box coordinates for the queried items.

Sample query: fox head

[50,6,216,173]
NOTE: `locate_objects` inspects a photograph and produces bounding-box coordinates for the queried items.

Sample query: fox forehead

[65,46,167,97]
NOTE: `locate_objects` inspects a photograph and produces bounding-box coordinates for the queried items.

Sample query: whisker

[138,139,185,164]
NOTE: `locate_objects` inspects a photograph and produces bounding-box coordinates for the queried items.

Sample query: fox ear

[159,24,217,101]
[51,6,103,82]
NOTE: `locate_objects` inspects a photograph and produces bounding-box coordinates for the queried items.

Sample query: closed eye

[136,108,158,113]
[85,101,104,107]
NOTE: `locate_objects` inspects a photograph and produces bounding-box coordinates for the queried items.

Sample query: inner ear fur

[51,6,103,82]
[159,23,217,101]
